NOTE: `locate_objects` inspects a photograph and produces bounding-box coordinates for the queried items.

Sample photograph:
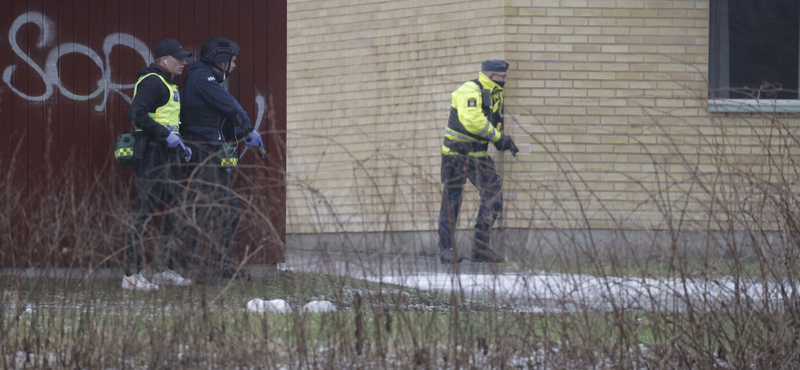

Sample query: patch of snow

[246,298,292,313]
[367,272,795,312]
[303,300,336,313]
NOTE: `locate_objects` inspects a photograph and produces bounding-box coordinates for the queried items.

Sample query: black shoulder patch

[467,97,477,107]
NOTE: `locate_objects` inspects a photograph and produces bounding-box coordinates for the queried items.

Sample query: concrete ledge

[287,228,776,260]
[247,263,279,280]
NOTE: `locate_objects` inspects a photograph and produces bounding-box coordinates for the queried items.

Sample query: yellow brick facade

[287,0,800,234]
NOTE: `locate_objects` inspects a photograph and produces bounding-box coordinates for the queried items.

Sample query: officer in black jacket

[180,37,264,283]
[123,39,193,290]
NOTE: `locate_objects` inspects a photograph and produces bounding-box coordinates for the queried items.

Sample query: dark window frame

[708,0,800,113]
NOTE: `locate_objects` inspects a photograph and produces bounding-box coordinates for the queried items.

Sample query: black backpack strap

[471,79,493,118]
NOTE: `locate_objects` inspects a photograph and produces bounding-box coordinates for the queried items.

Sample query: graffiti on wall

[3,12,152,112]
[2,11,267,127]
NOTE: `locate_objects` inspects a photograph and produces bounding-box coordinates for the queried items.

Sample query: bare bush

[2,91,800,369]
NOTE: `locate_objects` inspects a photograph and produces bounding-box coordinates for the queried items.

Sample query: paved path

[284,250,793,312]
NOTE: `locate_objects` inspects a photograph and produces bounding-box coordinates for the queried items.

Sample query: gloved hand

[165,132,182,148]
[180,143,192,163]
[244,130,264,148]
[494,135,519,157]
[508,140,519,157]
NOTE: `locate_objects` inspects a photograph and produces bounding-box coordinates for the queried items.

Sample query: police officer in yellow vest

[438,60,519,264]
[122,39,194,290]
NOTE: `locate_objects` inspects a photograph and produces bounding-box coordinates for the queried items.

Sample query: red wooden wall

[0,0,286,265]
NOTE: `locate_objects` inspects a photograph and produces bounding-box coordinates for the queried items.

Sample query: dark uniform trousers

[125,140,184,275]
[438,154,503,255]
[181,142,240,274]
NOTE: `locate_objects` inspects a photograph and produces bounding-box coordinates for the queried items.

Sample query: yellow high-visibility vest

[132,73,181,134]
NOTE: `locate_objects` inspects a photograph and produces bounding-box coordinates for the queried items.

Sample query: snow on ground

[302,300,337,313]
[285,251,795,312]
[246,299,338,313]
[368,271,793,311]
[246,299,292,313]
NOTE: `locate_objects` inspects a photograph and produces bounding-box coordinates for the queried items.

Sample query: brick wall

[503,0,711,230]
[287,0,800,235]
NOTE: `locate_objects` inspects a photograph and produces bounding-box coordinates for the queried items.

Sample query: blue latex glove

[180,143,192,163]
[166,132,182,148]
[244,130,263,148]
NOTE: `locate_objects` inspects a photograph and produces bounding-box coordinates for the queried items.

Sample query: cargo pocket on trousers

[441,157,466,184]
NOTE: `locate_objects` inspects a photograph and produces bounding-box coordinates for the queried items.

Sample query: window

[709,0,800,112]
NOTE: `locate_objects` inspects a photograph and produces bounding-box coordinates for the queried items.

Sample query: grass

[2,268,797,369]
[0,270,452,313]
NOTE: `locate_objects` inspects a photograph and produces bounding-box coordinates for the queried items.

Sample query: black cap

[482,60,509,72]
[154,39,192,59]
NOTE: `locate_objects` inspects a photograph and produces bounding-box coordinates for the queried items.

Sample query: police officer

[180,37,263,283]
[438,60,519,264]
[123,39,193,290]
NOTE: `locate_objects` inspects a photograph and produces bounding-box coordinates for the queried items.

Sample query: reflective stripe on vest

[442,79,503,158]
[132,73,181,134]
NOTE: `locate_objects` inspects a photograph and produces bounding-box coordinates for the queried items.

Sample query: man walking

[180,37,264,283]
[438,60,519,264]
[123,39,194,290]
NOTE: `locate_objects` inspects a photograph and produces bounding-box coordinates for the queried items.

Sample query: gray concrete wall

[287,228,778,261]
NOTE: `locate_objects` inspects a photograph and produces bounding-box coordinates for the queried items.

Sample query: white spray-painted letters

[3,12,153,111]
[2,11,266,129]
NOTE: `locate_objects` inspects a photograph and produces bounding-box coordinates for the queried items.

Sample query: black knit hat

[482,60,509,72]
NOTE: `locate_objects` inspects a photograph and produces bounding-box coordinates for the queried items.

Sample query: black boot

[472,247,504,263]
[439,248,464,264]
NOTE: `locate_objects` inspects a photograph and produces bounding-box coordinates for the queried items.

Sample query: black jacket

[127,63,177,142]
[180,61,253,146]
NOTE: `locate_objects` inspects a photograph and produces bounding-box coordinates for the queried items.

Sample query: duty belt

[136,124,179,134]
